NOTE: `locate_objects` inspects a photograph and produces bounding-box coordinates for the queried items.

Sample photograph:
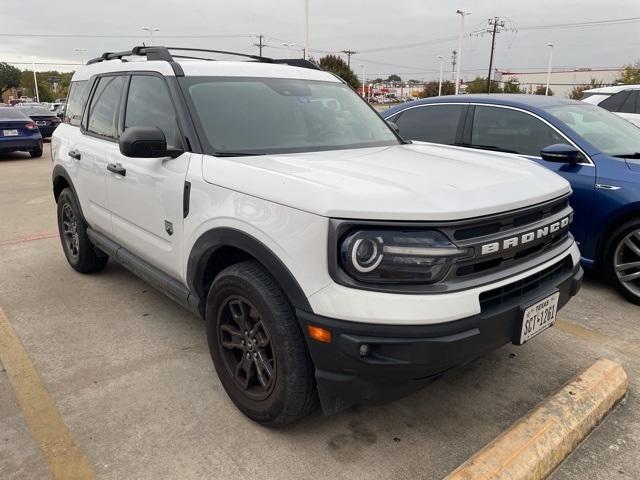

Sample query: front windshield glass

[184,77,400,155]
[543,103,640,157]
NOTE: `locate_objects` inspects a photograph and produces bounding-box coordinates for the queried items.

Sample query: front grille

[453,197,569,241]
[479,255,573,310]
[446,195,573,282]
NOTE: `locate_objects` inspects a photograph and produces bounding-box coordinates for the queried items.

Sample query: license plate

[519,292,560,344]
[36,121,47,126]
[3,129,18,136]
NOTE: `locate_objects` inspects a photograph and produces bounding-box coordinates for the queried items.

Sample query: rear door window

[471,106,564,157]
[394,104,465,144]
[86,76,126,139]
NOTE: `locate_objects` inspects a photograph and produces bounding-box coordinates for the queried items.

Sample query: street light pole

[359,64,366,99]
[142,26,160,45]
[304,0,309,60]
[437,55,444,96]
[74,48,87,65]
[545,43,554,96]
[455,9,470,95]
[31,56,39,103]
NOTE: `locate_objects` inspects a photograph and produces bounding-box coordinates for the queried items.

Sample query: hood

[201,143,571,221]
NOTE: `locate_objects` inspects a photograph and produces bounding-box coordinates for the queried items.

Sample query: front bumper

[298,257,583,413]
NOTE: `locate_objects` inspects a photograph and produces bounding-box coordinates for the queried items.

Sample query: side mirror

[119,126,183,158]
[540,144,580,164]
[386,120,400,134]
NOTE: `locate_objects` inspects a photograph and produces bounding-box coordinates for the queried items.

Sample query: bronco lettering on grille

[480,216,571,256]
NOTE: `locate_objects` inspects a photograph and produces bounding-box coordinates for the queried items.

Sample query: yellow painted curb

[445,358,628,480]
[0,307,95,480]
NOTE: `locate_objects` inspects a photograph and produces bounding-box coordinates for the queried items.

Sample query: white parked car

[51,46,582,425]
[581,85,640,127]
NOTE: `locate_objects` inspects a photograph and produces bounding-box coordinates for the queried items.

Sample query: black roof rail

[86,46,173,65]
[86,45,321,71]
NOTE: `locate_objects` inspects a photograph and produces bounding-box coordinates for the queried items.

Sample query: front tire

[206,260,317,426]
[604,219,640,305]
[56,188,108,273]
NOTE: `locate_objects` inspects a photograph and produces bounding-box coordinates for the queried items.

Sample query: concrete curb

[444,358,628,480]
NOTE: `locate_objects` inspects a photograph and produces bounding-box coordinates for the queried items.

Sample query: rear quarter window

[64,80,90,127]
[598,91,631,112]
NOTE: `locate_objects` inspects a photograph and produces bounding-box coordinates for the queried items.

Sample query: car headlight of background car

[339,229,469,284]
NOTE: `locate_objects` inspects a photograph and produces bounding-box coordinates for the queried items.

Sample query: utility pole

[486,17,505,93]
[455,9,470,95]
[304,0,309,60]
[254,34,265,57]
[545,43,555,96]
[31,56,39,103]
[342,50,357,68]
[451,50,457,81]
[437,55,444,96]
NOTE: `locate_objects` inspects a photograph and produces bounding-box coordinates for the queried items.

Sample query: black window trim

[467,103,594,166]
[121,71,186,150]
[388,102,469,146]
[81,73,127,143]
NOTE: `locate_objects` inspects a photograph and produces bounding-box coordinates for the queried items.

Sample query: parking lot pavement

[0,149,638,480]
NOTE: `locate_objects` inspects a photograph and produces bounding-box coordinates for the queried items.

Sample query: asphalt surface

[1,148,638,479]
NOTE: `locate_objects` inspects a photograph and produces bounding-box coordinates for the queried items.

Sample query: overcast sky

[2,0,639,80]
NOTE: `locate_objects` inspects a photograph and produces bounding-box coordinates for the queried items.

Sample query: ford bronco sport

[51,46,583,425]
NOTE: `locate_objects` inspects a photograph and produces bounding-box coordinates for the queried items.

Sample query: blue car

[0,107,43,157]
[383,94,640,304]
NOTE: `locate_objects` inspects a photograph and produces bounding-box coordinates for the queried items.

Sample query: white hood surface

[202,143,571,221]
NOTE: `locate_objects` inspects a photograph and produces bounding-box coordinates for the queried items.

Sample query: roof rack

[86,45,320,71]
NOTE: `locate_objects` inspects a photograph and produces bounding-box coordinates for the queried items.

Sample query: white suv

[581,84,640,127]
[51,46,583,425]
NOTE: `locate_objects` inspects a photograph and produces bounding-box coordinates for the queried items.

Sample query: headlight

[340,229,468,284]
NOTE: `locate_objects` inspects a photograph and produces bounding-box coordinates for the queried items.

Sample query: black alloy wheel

[217,296,276,400]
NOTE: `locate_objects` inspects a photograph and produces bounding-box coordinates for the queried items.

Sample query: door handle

[68,149,81,160]
[107,163,126,177]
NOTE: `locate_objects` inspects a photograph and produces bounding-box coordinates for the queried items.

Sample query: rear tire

[206,260,317,426]
[603,218,640,305]
[56,188,108,273]
[30,147,43,158]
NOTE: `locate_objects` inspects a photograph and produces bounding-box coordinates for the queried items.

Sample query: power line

[518,16,640,31]
[0,32,257,39]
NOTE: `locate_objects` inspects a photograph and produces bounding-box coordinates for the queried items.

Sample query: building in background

[494,67,624,97]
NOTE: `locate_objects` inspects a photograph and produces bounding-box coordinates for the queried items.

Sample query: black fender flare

[187,227,312,315]
[51,165,87,222]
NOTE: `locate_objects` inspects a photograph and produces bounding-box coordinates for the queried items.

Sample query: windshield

[183,77,400,155]
[543,103,640,157]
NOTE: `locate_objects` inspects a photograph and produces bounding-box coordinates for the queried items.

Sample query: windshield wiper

[613,152,640,159]
[460,143,519,154]
[213,151,267,157]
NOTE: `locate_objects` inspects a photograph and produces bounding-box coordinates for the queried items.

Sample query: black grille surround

[328,194,575,294]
